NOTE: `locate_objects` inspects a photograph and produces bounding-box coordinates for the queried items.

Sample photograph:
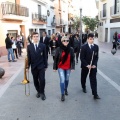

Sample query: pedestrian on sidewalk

[112,32,118,50]
[49,34,58,61]
[11,37,18,59]
[16,35,23,57]
[73,34,81,64]
[80,33,100,100]
[5,33,16,62]
[53,36,75,101]
[27,32,48,101]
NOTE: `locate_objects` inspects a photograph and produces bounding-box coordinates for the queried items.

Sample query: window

[48,30,51,36]
[114,0,120,14]
[52,29,55,34]
[103,3,106,17]
[38,5,41,15]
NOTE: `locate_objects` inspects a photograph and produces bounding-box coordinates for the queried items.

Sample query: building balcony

[51,22,56,26]
[100,10,107,20]
[1,2,29,21]
[56,18,67,27]
[32,13,47,25]
[110,6,120,18]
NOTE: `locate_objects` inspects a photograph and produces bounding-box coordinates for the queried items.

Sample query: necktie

[35,44,38,52]
[91,45,94,51]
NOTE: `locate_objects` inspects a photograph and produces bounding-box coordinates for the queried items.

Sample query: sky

[72,0,98,18]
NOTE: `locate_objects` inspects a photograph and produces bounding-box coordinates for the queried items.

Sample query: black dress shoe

[83,88,87,93]
[65,89,68,96]
[36,93,40,98]
[41,93,46,100]
[94,95,100,99]
[61,94,65,101]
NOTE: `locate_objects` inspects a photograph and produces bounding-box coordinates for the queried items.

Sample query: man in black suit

[27,32,47,100]
[40,31,50,60]
[80,33,100,99]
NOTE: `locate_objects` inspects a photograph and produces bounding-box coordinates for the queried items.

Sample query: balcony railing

[100,9,107,19]
[32,13,47,24]
[56,18,67,26]
[1,2,29,17]
[110,6,120,17]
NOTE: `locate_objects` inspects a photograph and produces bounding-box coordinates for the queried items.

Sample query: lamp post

[80,7,82,46]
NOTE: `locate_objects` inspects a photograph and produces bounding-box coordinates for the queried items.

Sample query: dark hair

[76,34,79,37]
[114,32,118,37]
[11,37,13,39]
[43,31,47,35]
[6,33,9,37]
[87,33,94,39]
[32,32,39,37]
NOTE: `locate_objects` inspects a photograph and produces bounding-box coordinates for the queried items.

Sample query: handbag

[111,49,116,55]
[51,49,56,56]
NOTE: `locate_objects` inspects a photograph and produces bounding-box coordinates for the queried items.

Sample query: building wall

[0,0,29,55]
[46,0,56,36]
[97,0,120,42]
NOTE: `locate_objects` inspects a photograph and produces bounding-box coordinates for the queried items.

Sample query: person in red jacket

[53,36,75,101]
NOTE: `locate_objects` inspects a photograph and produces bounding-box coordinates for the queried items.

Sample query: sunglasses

[62,40,69,42]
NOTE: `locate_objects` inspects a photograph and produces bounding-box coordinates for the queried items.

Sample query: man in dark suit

[80,33,100,99]
[40,31,50,60]
[27,32,47,100]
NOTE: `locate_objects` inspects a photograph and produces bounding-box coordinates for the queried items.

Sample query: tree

[82,16,99,31]
[72,16,80,32]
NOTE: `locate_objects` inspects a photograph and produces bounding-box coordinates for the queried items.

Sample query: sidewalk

[94,38,120,59]
[0,49,26,97]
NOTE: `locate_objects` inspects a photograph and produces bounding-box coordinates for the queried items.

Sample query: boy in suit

[27,32,47,100]
[80,33,100,99]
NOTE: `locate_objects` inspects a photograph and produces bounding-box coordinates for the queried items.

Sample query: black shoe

[41,93,46,100]
[8,60,11,62]
[36,93,40,98]
[94,95,100,99]
[61,94,65,101]
[12,60,17,62]
[83,88,87,93]
[65,89,68,96]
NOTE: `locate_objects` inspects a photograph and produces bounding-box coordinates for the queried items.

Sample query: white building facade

[46,0,56,37]
[96,0,120,42]
[26,0,47,37]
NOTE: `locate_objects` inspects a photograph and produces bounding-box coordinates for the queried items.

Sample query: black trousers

[31,68,45,94]
[13,49,18,59]
[17,47,22,56]
[81,68,97,96]
[74,47,80,62]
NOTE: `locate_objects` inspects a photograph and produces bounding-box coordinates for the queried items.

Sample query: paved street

[0,39,120,120]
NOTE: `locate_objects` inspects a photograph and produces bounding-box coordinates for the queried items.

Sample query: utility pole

[80,7,82,46]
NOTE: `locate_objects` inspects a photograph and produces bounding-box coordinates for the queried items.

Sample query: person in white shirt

[11,37,18,59]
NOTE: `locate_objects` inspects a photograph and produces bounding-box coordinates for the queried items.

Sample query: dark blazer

[40,36,50,52]
[53,47,75,70]
[49,40,58,51]
[80,43,99,69]
[5,37,13,49]
[27,43,47,70]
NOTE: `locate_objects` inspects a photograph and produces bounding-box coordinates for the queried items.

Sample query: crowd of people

[26,31,100,101]
[5,34,24,62]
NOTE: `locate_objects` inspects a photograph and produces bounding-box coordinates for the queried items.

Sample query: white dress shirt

[88,43,94,49]
[33,42,39,51]
[43,36,46,43]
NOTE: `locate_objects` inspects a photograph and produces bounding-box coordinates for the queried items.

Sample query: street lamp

[79,0,83,46]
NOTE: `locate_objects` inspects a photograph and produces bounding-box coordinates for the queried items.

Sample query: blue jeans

[7,48,15,61]
[58,68,71,94]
